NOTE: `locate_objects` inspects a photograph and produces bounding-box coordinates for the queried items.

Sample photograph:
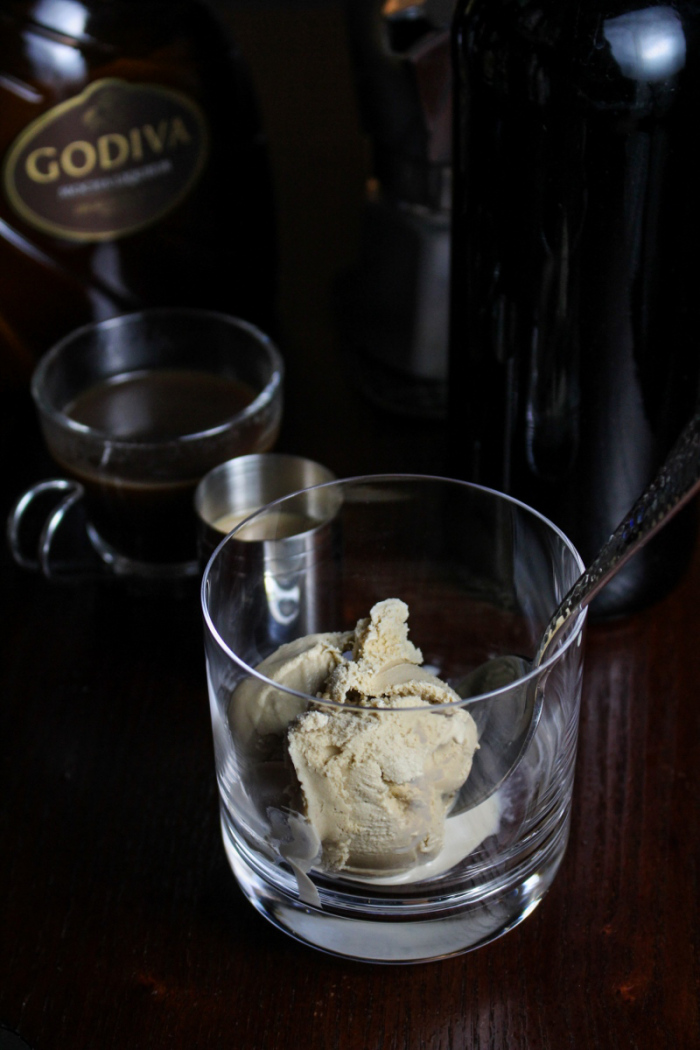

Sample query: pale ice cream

[287,599,479,874]
[230,629,354,744]
[231,599,484,881]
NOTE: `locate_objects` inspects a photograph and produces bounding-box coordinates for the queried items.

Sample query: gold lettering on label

[76,200,110,216]
[25,146,60,183]
[5,80,208,242]
[129,127,143,162]
[82,105,101,132]
[61,140,96,177]
[142,120,169,153]
[97,132,129,170]
[22,118,194,184]
[168,116,192,147]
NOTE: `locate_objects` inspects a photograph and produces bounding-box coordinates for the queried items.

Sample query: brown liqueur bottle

[0,0,276,390]
[449,0,700,617]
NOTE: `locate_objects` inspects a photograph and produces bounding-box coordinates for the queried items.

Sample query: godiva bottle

[0,0,276,390]
[449,0,700,616]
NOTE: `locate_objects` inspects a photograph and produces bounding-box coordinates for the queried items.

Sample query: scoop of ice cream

[230,630,353,744]
[287,599,479,874]
[229,598,480,880]
[319,598,462,707]
[288,695,477,873]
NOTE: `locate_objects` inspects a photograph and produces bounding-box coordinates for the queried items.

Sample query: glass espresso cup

[9,308,283,581]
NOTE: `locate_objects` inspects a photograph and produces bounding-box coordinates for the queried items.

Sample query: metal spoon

[453,406,700,813]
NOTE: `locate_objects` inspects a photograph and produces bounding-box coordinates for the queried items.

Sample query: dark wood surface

[2,4,699,1048]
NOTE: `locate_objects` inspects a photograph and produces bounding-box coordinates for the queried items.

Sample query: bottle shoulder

[455,0,700,111]
[0,1,231,75]
[0,0,261,138]
[1,1,209,42]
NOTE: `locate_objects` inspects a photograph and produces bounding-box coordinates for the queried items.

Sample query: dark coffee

[57,368,270,564]
[65,369,256,439]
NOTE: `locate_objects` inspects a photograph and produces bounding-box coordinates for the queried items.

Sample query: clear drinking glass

[9,308,282,581]
[201,475,586,964]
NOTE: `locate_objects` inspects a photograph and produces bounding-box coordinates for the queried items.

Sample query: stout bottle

[449,0,700,616]
[0,0,276,390]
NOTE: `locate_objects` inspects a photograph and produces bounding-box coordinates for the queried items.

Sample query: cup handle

[7,479,107,582]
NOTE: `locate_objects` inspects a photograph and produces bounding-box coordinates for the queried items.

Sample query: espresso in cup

[59,367,267,564]
[29,309,283,577]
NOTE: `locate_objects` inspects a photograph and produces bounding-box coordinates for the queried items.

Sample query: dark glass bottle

[449,0,700,616]
[0,0,276,390]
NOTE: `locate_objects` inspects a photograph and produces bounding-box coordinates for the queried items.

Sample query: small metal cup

[195,453,336,557]
[195,454,339,645]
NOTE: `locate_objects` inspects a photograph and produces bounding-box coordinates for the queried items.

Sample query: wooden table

[2,352,699,1050]
[1,4,699,1047]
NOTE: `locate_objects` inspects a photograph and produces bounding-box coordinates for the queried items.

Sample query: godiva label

[2,78,209,242]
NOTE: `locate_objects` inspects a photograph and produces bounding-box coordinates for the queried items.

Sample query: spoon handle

[536,407,700,665]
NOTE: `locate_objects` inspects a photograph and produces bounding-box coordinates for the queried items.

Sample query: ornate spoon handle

[536,407,700,665]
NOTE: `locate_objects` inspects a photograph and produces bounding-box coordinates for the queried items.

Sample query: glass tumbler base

[220,815,570,965]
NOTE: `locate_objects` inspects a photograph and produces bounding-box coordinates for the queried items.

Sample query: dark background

[1,4,699,1050]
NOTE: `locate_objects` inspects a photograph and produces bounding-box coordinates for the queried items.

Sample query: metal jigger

[197,455,342,650]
